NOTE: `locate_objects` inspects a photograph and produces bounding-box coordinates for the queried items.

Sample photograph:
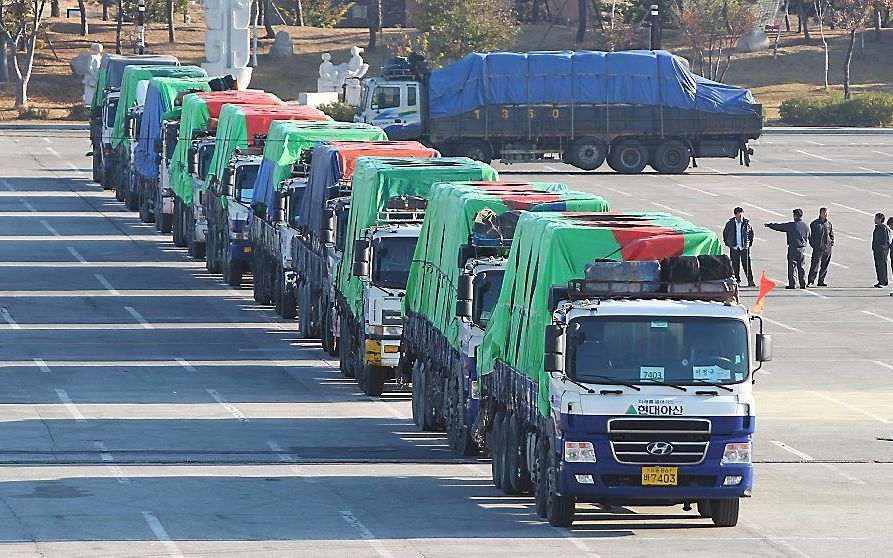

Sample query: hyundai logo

[646,441,674,456]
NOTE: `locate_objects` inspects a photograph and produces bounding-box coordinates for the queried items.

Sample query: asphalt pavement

[0,129,890,556]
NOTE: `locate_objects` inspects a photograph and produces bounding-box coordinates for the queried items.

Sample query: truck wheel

[102,164,114,191]
[321,301,338,357]
[534,435,548,518]
[226,260,243,287]
[356,350,386,396]
[188,240,206,260]
[607,139,648,174]
[252,252,265,304]
[139,191,155,223]
[507,415,532,494]
[125,181,139,211]
[423,362,443,430]
[710,498,739,527]
[651,139,691,174]
[546,445,576,527]
[490,412,506,490]
[296,282,312,336]
[453,377,478,456]
[697,500,713,518]
[566,137,607,171]
[500,413,519,495]
[92,151,101,182]
[281,280,297,320]
[456,140,493,164]
[338,316,355,378]
[173,203,187,247]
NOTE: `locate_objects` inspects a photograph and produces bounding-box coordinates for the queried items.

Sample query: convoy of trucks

[88,49,770,529]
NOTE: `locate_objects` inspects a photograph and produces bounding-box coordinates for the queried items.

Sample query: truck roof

[191,90,284,119]
[570,298,748,319]
[477,210,723,417]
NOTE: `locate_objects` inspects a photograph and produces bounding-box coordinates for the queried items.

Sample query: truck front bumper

[364,338,401,368]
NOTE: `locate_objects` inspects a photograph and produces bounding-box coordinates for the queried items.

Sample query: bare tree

[103,0,108,20]
[815,0,828,88]
[167,0,175,42]
[0,0,49,107]
[115,0,123,53]
[677,0,755,81]
[79,0,87,35]
[294,0,303,25]
[368,0,381,49]
[576,0,587,42]
[837,0,872,98]
[262,0,274,38]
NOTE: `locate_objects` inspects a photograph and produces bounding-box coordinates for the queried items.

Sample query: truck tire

[566,137,607,171]
[456,140,493,164]
[188,240,206,260]
[607,139,649,174]
[507,415,532,494]
[281,279,297,320]
[424,362,443,430]
[339,316,355,378]
[225,259,243,287]
[321,301,338,357]
[546,444,576,527]
[490,412,506,490]
[710,498,739,527]
[356,349,386,397]
[500,413,520,495]
[139,190,154,223]
[115,169,126,201]
[651,139,691,174]
[534,435,548,518]
[447,372,478,456]
[125,177,139,211]
[697,500,713,518]
[296,282,312,336]
[102,164,114,191]
[412,360,437,431]
[92,151,101,183]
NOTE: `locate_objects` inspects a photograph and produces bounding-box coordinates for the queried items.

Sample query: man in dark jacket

[872,212,890,288]
[765,208,810,289]
[807,207,834,287]
[722,207,755,287]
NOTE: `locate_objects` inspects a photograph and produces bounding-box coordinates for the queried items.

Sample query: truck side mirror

[353,238,371,277]
[457,244,475,269]
[154,139,163,154]
[187,147,198,174]
[321,209,336,245]
[456,299,472,319]
[756,333,773,362]
[457,273,473,301]
[544,324,566,375]
[222,169,234,197]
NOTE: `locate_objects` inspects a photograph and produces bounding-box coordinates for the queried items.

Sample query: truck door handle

[394,119,402,124]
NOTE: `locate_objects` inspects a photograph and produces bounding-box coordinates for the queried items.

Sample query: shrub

[317,101,356,122]
[17,107,51,120]
[66,104,90,121]
[779,94,893,127]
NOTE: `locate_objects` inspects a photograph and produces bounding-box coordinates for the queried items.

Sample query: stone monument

[316,47,369,93]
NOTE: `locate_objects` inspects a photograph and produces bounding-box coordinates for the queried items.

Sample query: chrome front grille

[607,418,711,465]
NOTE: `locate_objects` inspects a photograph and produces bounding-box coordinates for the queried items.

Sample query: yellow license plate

[243,246,252,253]
[641,466,678,486]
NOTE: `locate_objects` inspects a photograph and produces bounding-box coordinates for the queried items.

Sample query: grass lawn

[5,6,892,123]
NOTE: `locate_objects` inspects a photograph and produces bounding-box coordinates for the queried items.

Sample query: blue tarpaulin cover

[427,50,757,118]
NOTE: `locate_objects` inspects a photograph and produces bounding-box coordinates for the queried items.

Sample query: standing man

[872,212,890,288]
[765,208,810,290]
[807,207,834,287]
[722,207,755,287]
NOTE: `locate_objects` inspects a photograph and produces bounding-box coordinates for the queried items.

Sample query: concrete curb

[764,127,893,135]
[0,122,89,131]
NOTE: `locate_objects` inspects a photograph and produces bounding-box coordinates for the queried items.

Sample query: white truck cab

[354,76,421,135]
[189,138,217,245]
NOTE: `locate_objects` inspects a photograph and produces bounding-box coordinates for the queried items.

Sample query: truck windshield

[371,236,416,289]
[197,144,214,180]
[473,270,504,328]
[567,316,749,386]
[235,164,259,203]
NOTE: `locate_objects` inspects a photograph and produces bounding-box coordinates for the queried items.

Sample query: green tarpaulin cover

[167,91,282,204]
[477,211,723,416]
[404,182,611,350]
[111,65,207,151]
[335,158,498,320]
[89,67,108,117]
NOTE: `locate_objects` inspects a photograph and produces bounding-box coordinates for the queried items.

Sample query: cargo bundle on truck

[294,140,439,355]
[133,76,212,226]
[335,157,498,396]
[204,104,331,284]
[89,54,178,183]
[475,211,771,528]
[109,65,207,205]
[402,182,611,454]
[355,50,762,173]
[248,121,388,312]
[167,90,283,252]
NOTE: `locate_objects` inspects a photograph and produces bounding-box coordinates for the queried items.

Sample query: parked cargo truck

[249,121,388,310]
[475,211,772,527]
[295,140,438,355]
[335,157,497,396]
[354,50,762,173]
[402,182,610,454]
[167,90,282,253]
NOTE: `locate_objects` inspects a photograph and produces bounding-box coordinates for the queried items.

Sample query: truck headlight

[564,441,596,463]
[721,442,752,464]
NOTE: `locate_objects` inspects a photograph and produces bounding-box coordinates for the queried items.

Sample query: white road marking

[0,179,15,191]
[831,202,872,216]
[862,310,893,323]
[829,261,849,269]
[794,149,832,161]
[66,246,88,263]
[741,202,783,217]
[94,441,130,484]
[600,185,633,197]
[804,140,825,146]
[66,162,84,175]
[704,166,741,178]
[872,360,893,370]
[743,520,810,558]
[206,389,249,422]
[823,463,866,485]
[1,307,20,330]
[55,388,86,421]
[124,306,153,329]
[45,147,61,158]
[803,289,828,299]
[808,391,891,424]
[339,511,393,558]
[94,273,120,295]
[559,528,602,558]
[41,137,52,144]
[174,358,196,372]
[675,182,718,197]
[761,317,805,334]
[837,232,863,241]
[266,441,317,483]
[770,440,814,461]
[651,202,693,216]
[858,166,893,179]
[33,358,51,373]
[871,149,893,157]
[19,199,37,212]
[766,184,805,197]
[39,219,61,236]
[141,511,184,558]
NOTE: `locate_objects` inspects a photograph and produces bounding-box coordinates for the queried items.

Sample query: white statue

[82,43,103,106]
[317,52,338,92]
[341,46,369,81]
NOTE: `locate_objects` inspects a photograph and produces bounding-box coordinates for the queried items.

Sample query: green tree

[677,0,755,81]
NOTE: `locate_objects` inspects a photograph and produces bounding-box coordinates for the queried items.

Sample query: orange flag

[752,271,777,314]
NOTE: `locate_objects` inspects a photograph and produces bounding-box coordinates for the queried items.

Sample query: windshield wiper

[639,379,688,392]
[580,375,641,392]
[692,379,733,392]
[562,376,594,394]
